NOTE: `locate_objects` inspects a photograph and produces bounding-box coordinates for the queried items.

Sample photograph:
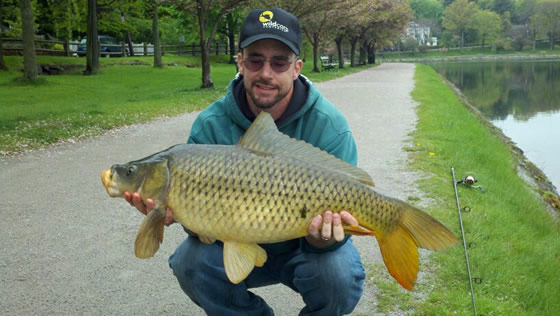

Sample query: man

[125,8,365,315]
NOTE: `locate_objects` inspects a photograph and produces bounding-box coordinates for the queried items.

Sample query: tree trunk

[0,33,7,71]
[226,13,236,64]
[84,0,99,75]
[125,30,134,56]
[20,0,38,81]
[152,0,162,68]
[350,37,358,67]
[367,43,375,64]
[461,30,465,49]
[550,34,554,50]
[200,42,213,88]
[359,41,366,65]
[312,34,320,73]
[335,36,344,69]
[197,2,213,88]
[0,1,8,71]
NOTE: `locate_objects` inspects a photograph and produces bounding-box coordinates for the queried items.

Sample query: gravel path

[0,63,420,315]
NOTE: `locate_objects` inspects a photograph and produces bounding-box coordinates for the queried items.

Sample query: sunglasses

[242,55,297,73]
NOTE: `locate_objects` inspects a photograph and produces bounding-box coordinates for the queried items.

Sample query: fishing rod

[451,166,481,316]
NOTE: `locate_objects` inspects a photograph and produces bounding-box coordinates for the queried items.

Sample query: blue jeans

[168,237,365,316]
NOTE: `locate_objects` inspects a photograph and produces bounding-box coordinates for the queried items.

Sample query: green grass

[365,263,419,313]
[0,55,374,154]
[384,64,560,315]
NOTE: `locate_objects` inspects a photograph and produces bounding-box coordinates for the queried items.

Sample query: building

[404,21,436,46]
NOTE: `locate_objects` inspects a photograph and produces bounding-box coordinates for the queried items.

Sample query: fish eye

[126,165,136,176]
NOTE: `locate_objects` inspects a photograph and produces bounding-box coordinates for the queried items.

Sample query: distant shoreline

[383,54,560,63]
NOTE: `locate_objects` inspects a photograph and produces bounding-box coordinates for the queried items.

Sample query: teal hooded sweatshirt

[187,74,358,255]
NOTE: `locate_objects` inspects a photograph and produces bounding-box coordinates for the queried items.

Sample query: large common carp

[101,112,458,290]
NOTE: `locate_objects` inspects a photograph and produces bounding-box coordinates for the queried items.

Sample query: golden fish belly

[163,145,400,244]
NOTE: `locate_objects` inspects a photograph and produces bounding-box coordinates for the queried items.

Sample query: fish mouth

[101,169,122,197]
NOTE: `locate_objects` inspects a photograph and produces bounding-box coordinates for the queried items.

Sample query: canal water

[429,60,560,191]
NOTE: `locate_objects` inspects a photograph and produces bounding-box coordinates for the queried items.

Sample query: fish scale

[101,112,458,289]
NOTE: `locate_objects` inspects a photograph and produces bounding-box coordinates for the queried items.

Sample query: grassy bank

[372,64,560,315]
[0,55,373,155]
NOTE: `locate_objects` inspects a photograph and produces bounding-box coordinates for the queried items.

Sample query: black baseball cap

[239,8,301,56]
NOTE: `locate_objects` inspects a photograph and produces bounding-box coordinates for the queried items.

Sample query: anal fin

[223,241,267,284]
[342,224,376,236]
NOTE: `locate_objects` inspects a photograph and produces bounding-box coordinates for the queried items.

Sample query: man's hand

[123,192,175,226]
[306,210,358,249]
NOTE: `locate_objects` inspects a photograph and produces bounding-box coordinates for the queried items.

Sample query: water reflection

[430,60,560,121]
[428,60,560,190]
[493,112,560,190]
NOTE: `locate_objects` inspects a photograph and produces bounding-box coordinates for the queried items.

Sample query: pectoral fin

[134,207,166,258]
[223,241,267,284]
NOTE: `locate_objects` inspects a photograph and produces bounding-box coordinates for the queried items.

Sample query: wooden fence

[0,37,231,57]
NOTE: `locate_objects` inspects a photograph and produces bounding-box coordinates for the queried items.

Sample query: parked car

[76,35,128,57]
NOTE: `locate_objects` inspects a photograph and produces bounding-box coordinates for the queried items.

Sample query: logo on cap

[259,11,273,23]
[259,10,289,33]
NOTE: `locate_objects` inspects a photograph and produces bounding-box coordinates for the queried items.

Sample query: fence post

[215,42,219,55]
[192,43,195,56]
[162,44,165,56]
[143,42,147,56]
[121,42,126,57]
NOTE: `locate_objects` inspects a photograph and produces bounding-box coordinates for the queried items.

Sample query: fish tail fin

[134,207,166,258]
[375,202,458,290]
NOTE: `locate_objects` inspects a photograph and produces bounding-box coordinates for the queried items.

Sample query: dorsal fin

[237,112,375,187]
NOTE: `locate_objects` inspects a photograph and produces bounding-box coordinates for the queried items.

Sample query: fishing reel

[457,174,485,192]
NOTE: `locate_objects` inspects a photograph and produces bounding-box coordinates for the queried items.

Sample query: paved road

[0,63,420,315]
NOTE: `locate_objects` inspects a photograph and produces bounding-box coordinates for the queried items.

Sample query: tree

[44,0,84,43]
[401,36,419,52]
[333,0,379,69]
[343,0,389,67]
[510,24,530,50]
[535,0,560,50]
[151,0,162,68]
[300,3,345,72]
[528,14,539,50]
[442,0,479,48]
[516,0,536,24]
[0,0,9,71]
[362,0,412,64]
[218,9,243,64]
[0,35,7,71]
[348,27,367,67]
[492,0,515,15]
[410,0,443,20]
[259,0,343,19]
[173,0,246,88]
[260,0,357,71]
[20,0,38,81]
[473,9,502,47]
[84,0,100,75]
[410,0,444,39]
